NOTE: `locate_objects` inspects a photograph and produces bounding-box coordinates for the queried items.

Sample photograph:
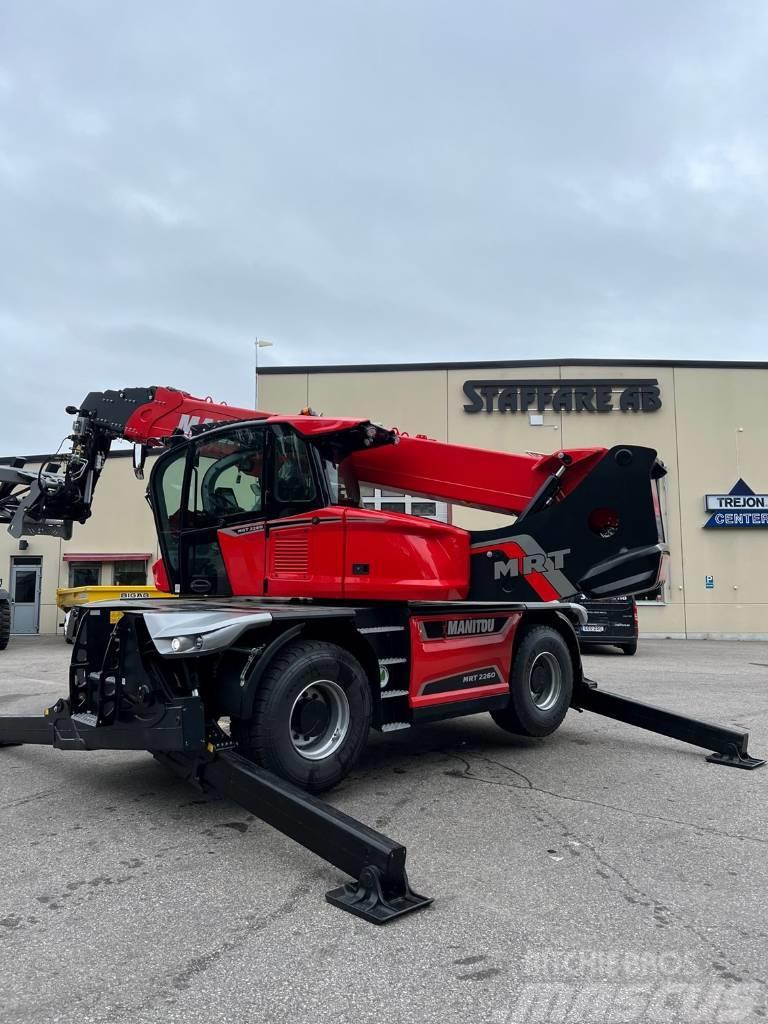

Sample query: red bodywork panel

[343,508,468,601]
[218,524,268,596]
[348,434,608,516]
[408,612,521,708]
[217,507,470,601]
[152,557,170,592]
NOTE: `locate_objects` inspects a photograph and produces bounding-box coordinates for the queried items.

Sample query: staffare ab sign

[704,479,768,528]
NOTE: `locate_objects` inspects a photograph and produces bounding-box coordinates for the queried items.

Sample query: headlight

[170,634,205,653]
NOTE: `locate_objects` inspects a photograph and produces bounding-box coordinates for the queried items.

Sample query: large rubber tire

[491,625,573,738]
[0,600,10,651]
[619,640,638,656]
[231,640,372,793]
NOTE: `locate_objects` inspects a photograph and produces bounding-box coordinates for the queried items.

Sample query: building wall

[674,368,768,637]
[262,361,768,639]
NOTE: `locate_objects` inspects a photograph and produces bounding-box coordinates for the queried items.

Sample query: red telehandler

[0,386,762,923]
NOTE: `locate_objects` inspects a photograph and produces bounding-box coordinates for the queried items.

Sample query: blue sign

[704,479,768,528]
[705,576,714,589]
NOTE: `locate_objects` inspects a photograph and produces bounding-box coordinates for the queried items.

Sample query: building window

[69,562,101,588]
[636,582,665,604]
[637,475,669,605]
[112,560,148,586]
[360,485,449,522]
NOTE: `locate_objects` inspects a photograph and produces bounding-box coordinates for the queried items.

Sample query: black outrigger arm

[573,681,766,770]
[0,701,432,925]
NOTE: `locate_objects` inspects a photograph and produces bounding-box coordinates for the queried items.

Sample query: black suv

[576,596,638,656]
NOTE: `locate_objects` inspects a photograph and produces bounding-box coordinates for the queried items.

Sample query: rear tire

[231,640,372,793]
[0,600,10,651]
[619,640,638,656]
[491,625,573,738]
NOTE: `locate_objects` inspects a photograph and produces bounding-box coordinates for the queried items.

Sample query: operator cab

[149,420,470,601]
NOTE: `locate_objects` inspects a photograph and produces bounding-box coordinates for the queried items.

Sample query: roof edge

[259,356,768,375]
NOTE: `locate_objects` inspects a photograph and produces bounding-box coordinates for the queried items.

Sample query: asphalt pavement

[1,636,767,1024]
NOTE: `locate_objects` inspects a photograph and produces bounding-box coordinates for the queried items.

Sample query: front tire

[491,625,573,738]
[231,640,372,793]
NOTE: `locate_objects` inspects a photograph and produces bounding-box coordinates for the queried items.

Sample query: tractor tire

[491,625,573,738]
[619,640,638,656]
[0,600,10,651]
[231,640,372,793]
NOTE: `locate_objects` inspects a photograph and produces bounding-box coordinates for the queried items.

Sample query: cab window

[189,427,265,521]
[323,458,360,507]
[152,446,187,575]
[271,426,319,516]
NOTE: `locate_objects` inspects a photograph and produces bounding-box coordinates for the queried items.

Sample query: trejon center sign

[704,479,768,529]
[463,378,662,415]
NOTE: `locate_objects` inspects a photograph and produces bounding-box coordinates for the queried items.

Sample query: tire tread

[233,639,371,792]
[0,601,10,651]
[491,624,573,738]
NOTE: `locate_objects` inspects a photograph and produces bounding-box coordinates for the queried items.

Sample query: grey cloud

[1,0,767,452]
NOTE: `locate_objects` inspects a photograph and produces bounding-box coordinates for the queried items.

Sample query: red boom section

[123,387,268,441]
[347,434,609,517]
[117,386,607,519]
[121,387,377,444]
[117,387,606,520]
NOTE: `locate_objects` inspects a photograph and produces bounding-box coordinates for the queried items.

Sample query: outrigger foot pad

[706,744,766,770]
[326,865,433,924]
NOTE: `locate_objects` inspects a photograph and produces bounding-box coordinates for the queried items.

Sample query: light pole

[254,338,273,407]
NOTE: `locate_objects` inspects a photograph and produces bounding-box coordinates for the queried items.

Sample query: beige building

[259,358,768,640]
[2,358,767,638]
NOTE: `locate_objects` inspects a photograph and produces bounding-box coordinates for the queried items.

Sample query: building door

[10,557,42,634]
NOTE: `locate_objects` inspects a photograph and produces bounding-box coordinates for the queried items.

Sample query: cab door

[264,426,345,598]
[188,425,268,597]
[151,425,269,597]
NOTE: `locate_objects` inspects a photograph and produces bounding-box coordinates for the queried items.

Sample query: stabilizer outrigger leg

[574,682,766,770]
[0,716,52,746]
[158,749,433,924]
[0,702,432,925]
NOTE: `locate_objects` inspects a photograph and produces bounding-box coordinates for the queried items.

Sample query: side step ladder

[0,704,432,925]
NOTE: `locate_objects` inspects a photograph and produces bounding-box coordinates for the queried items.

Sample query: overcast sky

[1,1,767,452]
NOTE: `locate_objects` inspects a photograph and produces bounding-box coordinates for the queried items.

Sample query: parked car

[576,596,638,655]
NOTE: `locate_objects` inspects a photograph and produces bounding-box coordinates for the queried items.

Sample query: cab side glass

[271,426,320,517]
[189,426,266,522]
[153,447,187,576]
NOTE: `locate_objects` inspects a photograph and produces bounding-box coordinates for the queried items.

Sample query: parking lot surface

[1,636,767,1023]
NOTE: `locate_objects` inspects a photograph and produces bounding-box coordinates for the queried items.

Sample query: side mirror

[133,444,147,480]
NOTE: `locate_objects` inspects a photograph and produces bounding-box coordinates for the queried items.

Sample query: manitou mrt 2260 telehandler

[0,386,763,923]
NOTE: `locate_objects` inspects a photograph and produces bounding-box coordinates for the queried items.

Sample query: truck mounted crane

[0,386,762,923]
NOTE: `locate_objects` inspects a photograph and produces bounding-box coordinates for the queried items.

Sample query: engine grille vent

[271,529,310,577]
